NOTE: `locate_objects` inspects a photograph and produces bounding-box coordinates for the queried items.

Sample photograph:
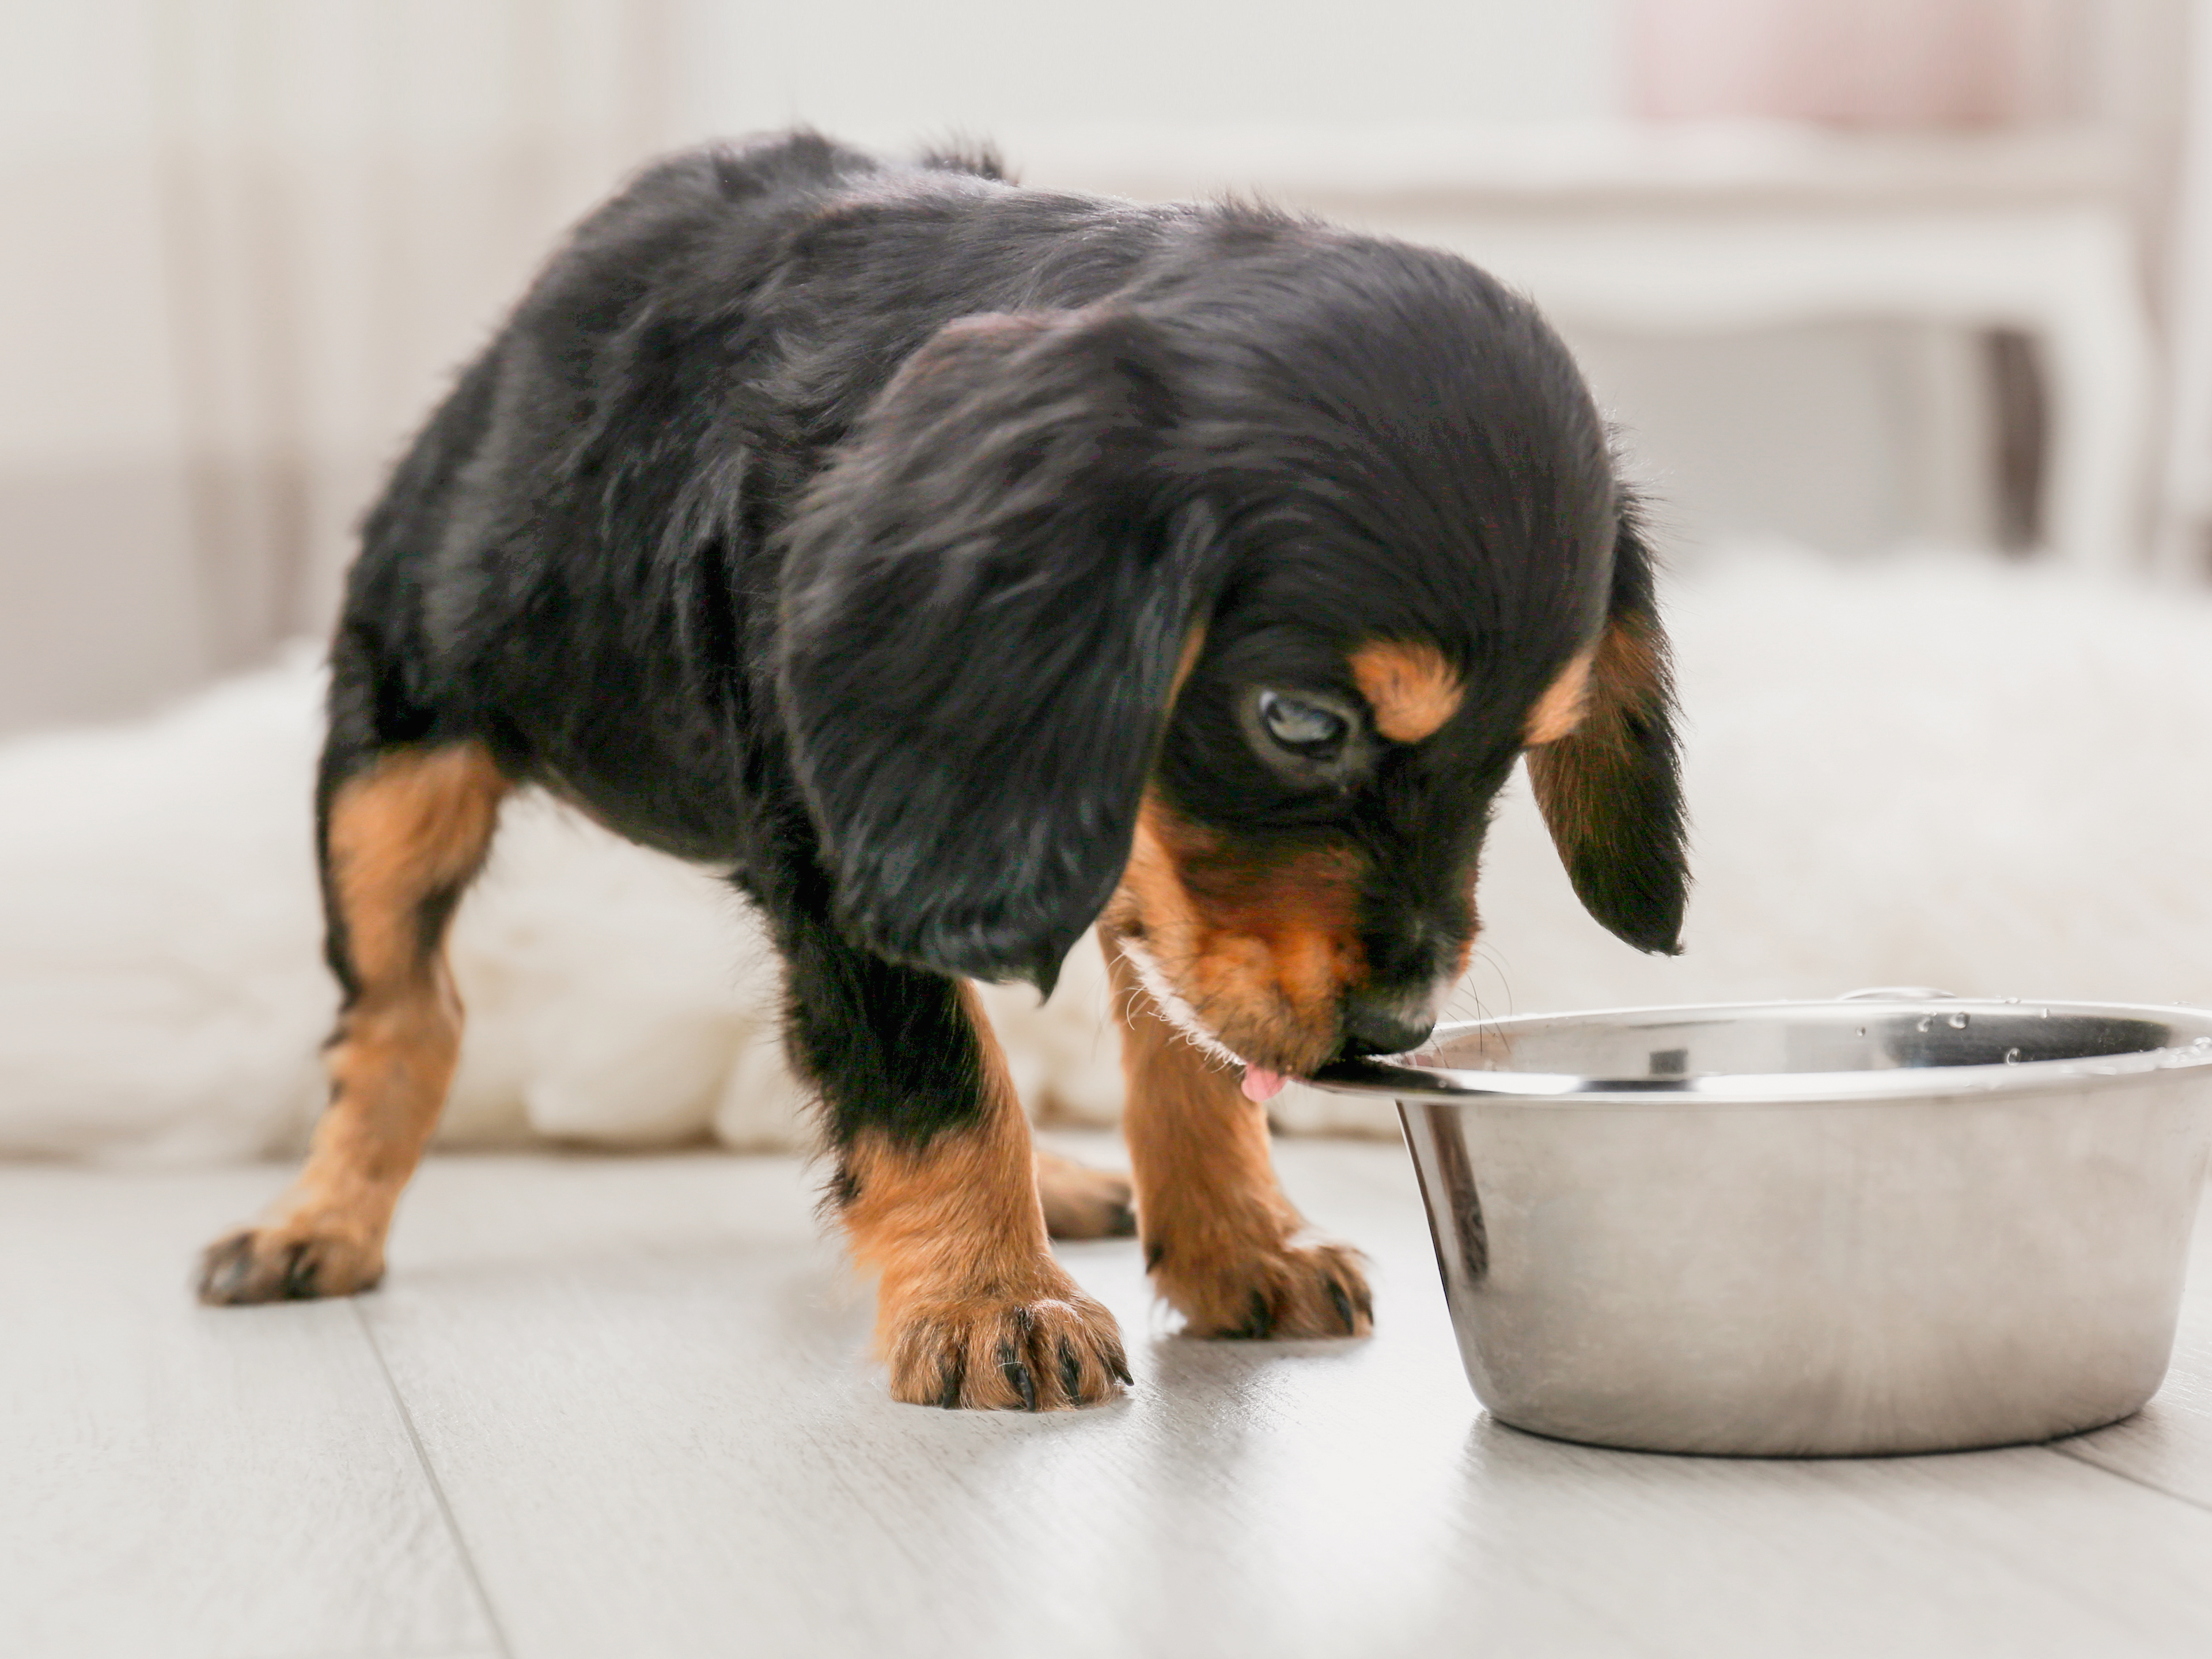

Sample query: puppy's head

[778,228,1686,1085]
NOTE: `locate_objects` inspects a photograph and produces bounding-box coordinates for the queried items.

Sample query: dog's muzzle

[1336,991,1439,1060]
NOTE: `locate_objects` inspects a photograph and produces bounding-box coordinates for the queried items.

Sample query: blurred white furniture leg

[2158,0,2212,581]
[2039,214,2156,575]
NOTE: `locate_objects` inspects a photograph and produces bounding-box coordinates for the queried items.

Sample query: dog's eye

[1257,691,1350,755]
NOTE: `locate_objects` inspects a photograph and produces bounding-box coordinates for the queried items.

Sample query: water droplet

[2003,996,2021,1005]
[1947,1012,1969,1029]
[1855,1026,1868,1038]
[2039,1007,2052,1018]
[2193,1036,2210,1052]
[1916,1015,1934,1033]
[2005,1047,2022,1064]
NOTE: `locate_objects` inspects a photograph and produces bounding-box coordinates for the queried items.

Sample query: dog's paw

[1153,1236,1373,1339]
[196,1223,384,1305]
[885,1285,1132,1410]
[1036,1149,1136,1240]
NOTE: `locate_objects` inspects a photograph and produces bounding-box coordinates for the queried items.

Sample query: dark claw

[1240,1288,1275,1340]
[1104,1199,1137,1238]
[1327,1277,1357,1335]
[1108,1344,1133,1387]
[197,1236,246,1300]
[1058,1337,1083,1402]
[1144,1241,1166,1273]
[1354,1281,1374,1319]
[936,1351,965,1409]
[279,1244,319,1300]
[999,1338,1038,1411]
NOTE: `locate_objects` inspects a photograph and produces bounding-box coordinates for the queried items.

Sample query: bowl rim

[1309,995,2212,1108]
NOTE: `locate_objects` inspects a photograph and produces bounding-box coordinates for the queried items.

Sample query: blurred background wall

[0,0,2200,734]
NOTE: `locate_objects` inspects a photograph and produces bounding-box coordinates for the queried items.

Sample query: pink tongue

[1241,1066,1287,1103]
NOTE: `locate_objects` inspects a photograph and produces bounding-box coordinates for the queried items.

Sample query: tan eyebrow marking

[1524,646,1597,745]
[1349,639,1463,744]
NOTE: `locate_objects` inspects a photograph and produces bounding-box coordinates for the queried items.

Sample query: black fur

[323,130,1688,1154]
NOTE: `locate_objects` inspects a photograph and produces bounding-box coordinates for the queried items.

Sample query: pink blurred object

[1627,0,2079,128]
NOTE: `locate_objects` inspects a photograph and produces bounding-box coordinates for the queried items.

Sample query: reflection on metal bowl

[1313,995,2212,1456]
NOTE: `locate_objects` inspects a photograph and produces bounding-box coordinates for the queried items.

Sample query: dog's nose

[1338,997,1437,1059]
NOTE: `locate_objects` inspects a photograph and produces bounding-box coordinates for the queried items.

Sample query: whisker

[1116,935,1243,1072]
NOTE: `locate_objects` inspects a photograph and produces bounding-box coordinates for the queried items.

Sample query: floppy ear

[775,307,1208,994]
[1526,507,1690,953]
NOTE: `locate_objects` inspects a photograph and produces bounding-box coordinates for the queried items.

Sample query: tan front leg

[839,987,1130,1410]
[1105,933,1372,1338]
[199,743,505,1302]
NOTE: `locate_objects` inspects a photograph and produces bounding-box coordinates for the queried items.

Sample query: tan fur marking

[1350,639,1463,744]
[1113,797,1203,949]
[1035,1149,1135,1239]
[1105,937,1372,1338]
[842,991,1043,1331]
[293,745,506,1234]
[1592,616,1661,723]
[198,744,506,1302]
[840,986,1126,1409]
[1524,646,1597,746]
[1528,615,1660,850]
[1103,796,1364,1077]
[327,745,507,987]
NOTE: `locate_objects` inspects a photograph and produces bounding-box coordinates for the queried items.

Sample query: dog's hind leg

[1103,935,1373,1340]
[198,741,506,1303]
[779,916,1131,1408]
[1036,1149,1136,1240]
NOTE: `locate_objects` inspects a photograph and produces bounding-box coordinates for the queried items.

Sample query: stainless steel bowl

[1313,994,2212,1456]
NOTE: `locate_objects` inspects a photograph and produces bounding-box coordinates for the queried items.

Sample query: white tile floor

[6,1134,2212,1659]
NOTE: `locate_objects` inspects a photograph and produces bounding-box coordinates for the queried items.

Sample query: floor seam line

[2047,1440,2212,1517]
[354,1300,518,1659]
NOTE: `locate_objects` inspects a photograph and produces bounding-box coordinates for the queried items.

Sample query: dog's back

[331,133,1184,862]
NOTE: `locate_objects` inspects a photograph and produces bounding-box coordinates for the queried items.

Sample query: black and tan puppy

[198,132,1687,1410]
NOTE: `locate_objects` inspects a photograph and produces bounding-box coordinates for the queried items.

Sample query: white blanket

[7,547,2211,1160]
